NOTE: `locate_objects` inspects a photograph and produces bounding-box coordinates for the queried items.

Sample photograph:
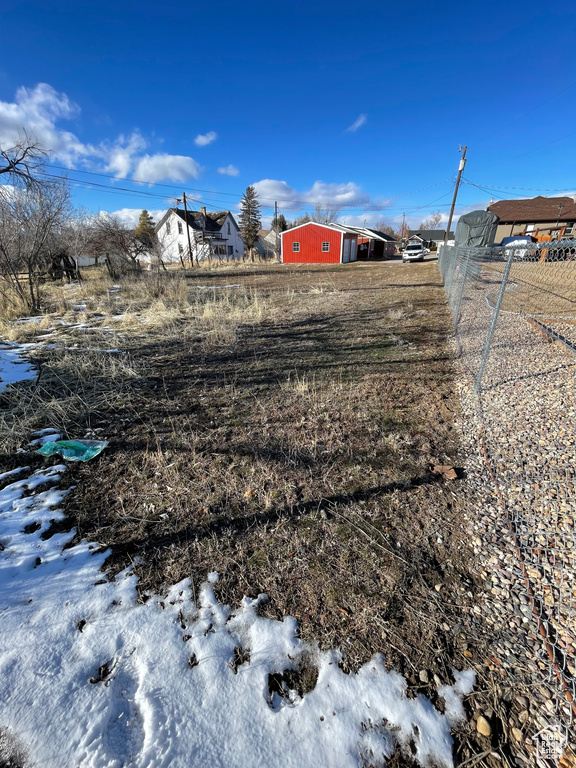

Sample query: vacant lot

[1,260,505,765]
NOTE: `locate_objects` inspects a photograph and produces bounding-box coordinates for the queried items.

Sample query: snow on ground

[0,343,37,392]
[0,461,474,768]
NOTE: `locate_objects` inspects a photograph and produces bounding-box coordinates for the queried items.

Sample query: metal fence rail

[439,241,576,746]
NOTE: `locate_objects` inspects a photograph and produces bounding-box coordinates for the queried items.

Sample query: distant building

[488,196,576,243]
[281,222,358,264]
[153,207,243,264]
[408,230,454,249]
[344,227,396,259]
[255,229,279,259]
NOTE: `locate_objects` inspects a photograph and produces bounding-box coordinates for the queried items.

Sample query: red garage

[281,222,358,264]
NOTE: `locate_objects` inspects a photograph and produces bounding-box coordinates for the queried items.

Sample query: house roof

[174,208,229,232]
[281,221,359,236]
[257,229,270,238]
[488,196,576,223]
[409,229,454,240]
[345,226,397,242]
[155,208,237,234]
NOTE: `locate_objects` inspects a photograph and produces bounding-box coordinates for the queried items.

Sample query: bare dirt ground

[1,259,537,767]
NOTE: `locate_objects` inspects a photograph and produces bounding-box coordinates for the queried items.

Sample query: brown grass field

[1,258,527,766]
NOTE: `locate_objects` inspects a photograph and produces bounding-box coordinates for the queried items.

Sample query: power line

[43,163,456,210]
[462,179,576,194]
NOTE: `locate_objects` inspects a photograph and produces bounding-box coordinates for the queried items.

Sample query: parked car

[499,236,538,261]
[402,243,428,262]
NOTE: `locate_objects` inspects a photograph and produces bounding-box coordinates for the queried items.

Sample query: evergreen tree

[133,209,158,259]
[273,213,287,232]
[134,210,156,243]
[238,186,261,253]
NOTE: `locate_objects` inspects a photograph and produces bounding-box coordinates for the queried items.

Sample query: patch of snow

[28,428,63,447]
[72,304,87,312]
[0,344,37,392]
[0,465,474,768]
[13,316,44,326]
[193,284,242,290]
[438,669,476,725]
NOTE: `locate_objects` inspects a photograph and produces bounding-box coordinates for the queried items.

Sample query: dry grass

[0,347,142,453]
[1,259,514,765]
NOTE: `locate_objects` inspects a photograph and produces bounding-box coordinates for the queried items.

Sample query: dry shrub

[0,280,33,321]
[0,347,142,452]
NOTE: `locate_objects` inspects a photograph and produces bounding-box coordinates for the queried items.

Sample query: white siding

[151,211,243,265]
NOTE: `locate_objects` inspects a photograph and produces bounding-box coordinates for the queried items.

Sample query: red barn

[281,222,358,264]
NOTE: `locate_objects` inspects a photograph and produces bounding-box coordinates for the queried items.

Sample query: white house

[151,207,244,265]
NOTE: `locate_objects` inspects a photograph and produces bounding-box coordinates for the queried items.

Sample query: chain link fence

[439,241,576,751]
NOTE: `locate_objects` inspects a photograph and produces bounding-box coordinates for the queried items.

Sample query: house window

[178,243,184,254]
[227,223,231,235]
[178,221,183,234]
[322,242,330,252]
[525,223,535,233]
[166,221,171,235]
[564,222,574,235]
[292,242,300,252]
[227,245,233,256]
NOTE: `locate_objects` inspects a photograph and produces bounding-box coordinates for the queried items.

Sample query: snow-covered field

[0,458,474,768]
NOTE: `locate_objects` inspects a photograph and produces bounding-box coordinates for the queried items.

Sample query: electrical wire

[462,179,576,194]
[43,163,456,210]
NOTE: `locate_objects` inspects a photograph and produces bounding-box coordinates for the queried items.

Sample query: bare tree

[286,212,311,229]
[56,208,94,279]
[418,211,443,231]
[85,213,143,278]
[374,221,397,238]
[0,179,71,312]
[0,134,49,189]
[310,202,340,224]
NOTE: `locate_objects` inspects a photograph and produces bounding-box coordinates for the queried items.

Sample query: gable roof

[345,226,397,242]
[156,208,236,234]
[409,229,454,240]
[281,221,359,236]
[488,196,576,223]
[174,208,229,232]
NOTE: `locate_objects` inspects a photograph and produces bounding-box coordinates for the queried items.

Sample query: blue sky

[1,0,575,229]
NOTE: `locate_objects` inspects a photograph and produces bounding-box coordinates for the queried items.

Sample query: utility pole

[402,212,406,241]
[444,146,467,245]
[274,201,279,259]
[182,192,194,268]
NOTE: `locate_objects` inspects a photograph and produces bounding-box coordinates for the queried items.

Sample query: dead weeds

[3,260,515,766]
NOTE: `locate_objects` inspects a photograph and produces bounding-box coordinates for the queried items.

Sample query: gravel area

[450,263,576,766]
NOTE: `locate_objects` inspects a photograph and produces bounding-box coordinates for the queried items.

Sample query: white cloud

[108,208,166,228]
[0,83,94,167]
[104,132,147,178]
[194,131,217,147]
[0,83,202,184]
[133,154,202,183]
[217,164,239,176]
[346,114,367,133]
[252,178,388,212]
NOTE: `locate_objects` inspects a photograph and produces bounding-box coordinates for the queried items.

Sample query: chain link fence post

[452,247,472,331]
[474,249,514,394]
